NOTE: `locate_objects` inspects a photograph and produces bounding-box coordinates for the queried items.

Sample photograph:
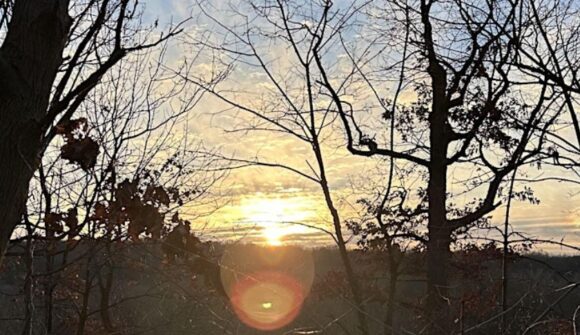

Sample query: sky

[140,0,580,253]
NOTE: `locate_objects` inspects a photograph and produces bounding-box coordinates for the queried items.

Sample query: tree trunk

[425,213,452,335]
[500,170,516,334]
[77,257,93,335]
[313,141,369,335]
[22,220,34,335]
[98,244,115,333]
[426,164,452,334]
[99,268,115,332]
[0,0,71,264]
[426,57,452,334]
[384,260,399,335]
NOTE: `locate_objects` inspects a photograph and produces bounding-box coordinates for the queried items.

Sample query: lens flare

[220,245,315,331]
[230,271,304,331]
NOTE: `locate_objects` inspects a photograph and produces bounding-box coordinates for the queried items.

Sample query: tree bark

[0,0,71,263]
[500,170,516,333]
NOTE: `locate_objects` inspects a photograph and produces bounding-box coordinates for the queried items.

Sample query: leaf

[127,204,164,240]
[55,118,88,141]
[115,179,137,205]
[45,212,64,234]
[92,202,108,221]
[64,208,78,233]
[144,185,170,206]
[61,137,99,171]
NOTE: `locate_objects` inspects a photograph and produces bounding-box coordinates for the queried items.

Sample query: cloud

[142,0,580,254]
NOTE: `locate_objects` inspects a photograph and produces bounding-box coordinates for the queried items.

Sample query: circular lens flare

[220,246,314,331]
[230,271,304,331]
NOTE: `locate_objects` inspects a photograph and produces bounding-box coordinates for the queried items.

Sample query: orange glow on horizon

[239,196,315,246]
[262,225,284,246]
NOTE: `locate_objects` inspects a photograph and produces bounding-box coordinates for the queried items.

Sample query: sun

[239,196,314,246]
[263,226,284,246]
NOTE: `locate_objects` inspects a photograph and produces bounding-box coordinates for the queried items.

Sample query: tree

[184,1,374,333]
[0,0,182,265]
[311,1,572,333]
[513,0,580,153]
[6,32,224,333]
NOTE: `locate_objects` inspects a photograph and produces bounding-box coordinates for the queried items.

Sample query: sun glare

[263,226,284,246]
[239,196,314,245]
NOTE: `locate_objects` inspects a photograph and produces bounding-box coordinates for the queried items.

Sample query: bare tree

[0,0,183,265]
[182,1,382,333]
[300,0,573,333]
[7,38,225,333]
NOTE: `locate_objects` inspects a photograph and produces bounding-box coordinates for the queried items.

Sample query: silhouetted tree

[184,1,376,333]
[305,1,573,333]
[7,41,224,333]
[0,0,182,265]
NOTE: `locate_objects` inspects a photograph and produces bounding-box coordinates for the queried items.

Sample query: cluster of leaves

[459,282,501,319]
[447,89,488,133]
[387,81,529,160]
[44,208,79,236]
[90,173,186,240]
[448,197,492,232]
[532,319,574,334]
[477,97,526,153]
[347,190,426,252]
[389,84,431,143]
[162,212,201,262]
[55,118,100,171]
[511,186,541,205]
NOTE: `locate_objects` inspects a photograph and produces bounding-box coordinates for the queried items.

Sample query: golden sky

[147,0,580,253]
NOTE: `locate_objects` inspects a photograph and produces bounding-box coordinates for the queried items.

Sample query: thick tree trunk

[426,153,451,334]
[426,53,452,334]
[425,212,452,335]
[0,0,71,263]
